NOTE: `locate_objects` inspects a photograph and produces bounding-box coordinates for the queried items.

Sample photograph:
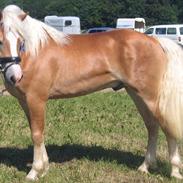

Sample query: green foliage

[0,0,182,29]
[144,3,178,25]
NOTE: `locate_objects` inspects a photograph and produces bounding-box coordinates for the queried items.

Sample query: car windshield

[144,28,153,34]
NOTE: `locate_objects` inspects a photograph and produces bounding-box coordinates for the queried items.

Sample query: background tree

[0,0,182,29]
[144,2,177,25]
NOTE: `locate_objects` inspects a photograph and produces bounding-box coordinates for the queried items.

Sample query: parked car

[86,27,114,33]
[144,24,183,45]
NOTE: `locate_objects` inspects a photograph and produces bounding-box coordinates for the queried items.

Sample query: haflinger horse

[0,4,183,181]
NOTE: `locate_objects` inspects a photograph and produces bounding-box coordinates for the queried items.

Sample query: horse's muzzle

[4,63,23,84]
[0,56,22,84]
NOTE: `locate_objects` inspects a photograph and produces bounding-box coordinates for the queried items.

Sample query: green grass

[0,76,4,86]
[0,91,182,183]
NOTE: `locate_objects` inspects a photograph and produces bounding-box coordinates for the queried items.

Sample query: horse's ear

[19,12,28,21]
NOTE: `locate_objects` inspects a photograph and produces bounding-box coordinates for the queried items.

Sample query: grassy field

[0,91,182,183]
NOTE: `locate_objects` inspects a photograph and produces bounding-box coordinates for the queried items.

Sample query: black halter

[0,56,21,71]
[0,42,24,67]
[0,56,21,65]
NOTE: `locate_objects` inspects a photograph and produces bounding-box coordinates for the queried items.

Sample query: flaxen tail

[158,38,183,139]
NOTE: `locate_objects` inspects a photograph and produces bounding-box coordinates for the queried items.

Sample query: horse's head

[0,5,27,57]
[0,5,25,84]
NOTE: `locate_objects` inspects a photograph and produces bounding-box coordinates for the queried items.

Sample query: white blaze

[6,31,18,57]
[4,31,23,84]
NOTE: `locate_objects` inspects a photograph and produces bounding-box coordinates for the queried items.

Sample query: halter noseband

[0,56,21,70]
[0,56,21,66]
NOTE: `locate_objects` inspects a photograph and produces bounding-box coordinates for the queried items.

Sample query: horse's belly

[48,74,121,99]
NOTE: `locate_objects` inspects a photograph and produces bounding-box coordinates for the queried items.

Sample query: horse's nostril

[10,76,16,84]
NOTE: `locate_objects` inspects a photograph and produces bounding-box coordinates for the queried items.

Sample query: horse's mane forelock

[2,7,69,57]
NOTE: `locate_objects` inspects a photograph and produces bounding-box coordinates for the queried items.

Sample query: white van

[116,18,145,33]
[44,16,81,34]
[144,24,183,45]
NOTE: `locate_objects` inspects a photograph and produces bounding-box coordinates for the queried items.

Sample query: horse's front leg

[19,96,49,181]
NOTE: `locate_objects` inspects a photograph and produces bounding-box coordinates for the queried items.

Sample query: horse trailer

[116,18,145,33]
[44,16,81,34]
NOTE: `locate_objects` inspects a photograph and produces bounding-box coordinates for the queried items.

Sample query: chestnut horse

[0,5,183,181]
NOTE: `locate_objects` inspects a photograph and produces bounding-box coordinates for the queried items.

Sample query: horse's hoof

[26,177,38,182]
[26,169,39,181]
[171,172,183,180]
[138,164,149,174]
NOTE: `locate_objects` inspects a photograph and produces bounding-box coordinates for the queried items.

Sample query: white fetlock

[26,168,39,181]
[171,166,183,179]
[138,162,149,174]
[171,172,183,179]
[40,162,49,178]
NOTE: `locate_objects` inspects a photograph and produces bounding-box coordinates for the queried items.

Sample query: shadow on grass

[0,144,170,177]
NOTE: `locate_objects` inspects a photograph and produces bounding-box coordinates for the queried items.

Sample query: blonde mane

[2,5,69,57]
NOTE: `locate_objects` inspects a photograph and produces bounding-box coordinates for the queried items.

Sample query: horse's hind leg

[18,96,49,181]
[166,135,182,179]
[126,89,159,173]
[138,116,159,173]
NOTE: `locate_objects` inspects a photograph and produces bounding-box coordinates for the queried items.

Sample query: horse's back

[47,29,167,103]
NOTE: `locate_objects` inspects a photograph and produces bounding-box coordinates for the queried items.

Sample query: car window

[88,30,97,33]
[88,29,105,33]
[155,28,166,35]
[180,27,183,35]
[144,28,154,34]
[65,20,72,26]
[88,28,111,33]
[96,30,106,32]
[167,28,176,35]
